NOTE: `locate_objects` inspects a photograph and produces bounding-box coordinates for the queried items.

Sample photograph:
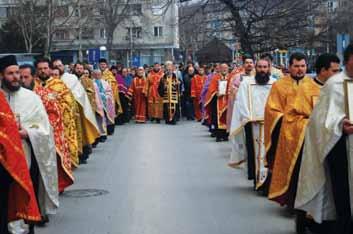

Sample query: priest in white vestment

[295,44,353,234]
[229,59,275,190]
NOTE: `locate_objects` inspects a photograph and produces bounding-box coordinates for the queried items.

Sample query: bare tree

[218,0,325,55]
[178,0,325,56]
[43,0,82,56]
[98,0,130,59]
[330,0,353,41]
[10,0,45,53]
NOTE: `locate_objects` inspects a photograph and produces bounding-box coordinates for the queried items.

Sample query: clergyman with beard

[1,56,59,233]
[228,59,276,191]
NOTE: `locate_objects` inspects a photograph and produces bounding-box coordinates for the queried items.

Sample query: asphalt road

[37,121,294,234]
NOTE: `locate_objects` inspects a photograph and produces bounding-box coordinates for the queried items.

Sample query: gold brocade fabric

[74,101,83,156]
[160,75,180,121]
[264,76,308,153]
[102,70,122,115]
[35,78,80,167]
[78,104,100,145]
[34,85,74,182]
[267,77,320,201]
[80,77,97,114]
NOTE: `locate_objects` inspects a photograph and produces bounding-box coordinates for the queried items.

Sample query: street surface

[37,121,294,234]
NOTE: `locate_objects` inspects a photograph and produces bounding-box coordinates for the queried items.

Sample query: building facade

[0,0,180,66]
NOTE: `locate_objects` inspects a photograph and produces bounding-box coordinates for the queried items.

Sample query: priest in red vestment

[191,67,206,121]
[128,67,147,123]
[0,56,41,233]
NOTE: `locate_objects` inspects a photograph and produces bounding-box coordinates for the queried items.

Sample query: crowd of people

[1,42,353,234]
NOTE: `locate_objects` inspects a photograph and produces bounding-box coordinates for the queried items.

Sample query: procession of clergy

[0,55,186,233]
[1,42,353,234]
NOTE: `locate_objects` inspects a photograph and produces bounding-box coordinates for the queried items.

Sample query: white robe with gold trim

[295,71,353,223]
[229,77,275,188]
[4,87,59,215]
[61,73,99,132]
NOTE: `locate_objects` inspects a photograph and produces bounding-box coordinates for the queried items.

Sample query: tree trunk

[44,0,52,57]
[220,1,255,56]
[106,27,115,61]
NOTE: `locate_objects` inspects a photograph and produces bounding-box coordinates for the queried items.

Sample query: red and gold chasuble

[128,77,147,123]
[204,73,230,129]
[146,70,164,119]
[0,92,41,222]
[34,85,74,193]
[191,74,206,121]
[35,78,79,167]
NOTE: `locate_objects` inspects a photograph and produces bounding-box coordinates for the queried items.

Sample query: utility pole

[129,27,133,67]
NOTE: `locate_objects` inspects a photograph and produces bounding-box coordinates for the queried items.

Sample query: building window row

[154,26,163,37]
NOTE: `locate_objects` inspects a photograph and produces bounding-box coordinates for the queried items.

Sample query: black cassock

[158,73,180,125]
[326,136,351,234]
[0,164,12,234]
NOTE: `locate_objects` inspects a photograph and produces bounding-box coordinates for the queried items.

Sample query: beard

[291,74,305,80]
[255,72,270,85]
[21,80,35,91]
[74,71,83,78]
[2,78,21,92]
[153,68,160,73]
[38,73,50,81]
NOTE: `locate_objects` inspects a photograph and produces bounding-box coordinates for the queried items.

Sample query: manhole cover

[63,189,109,198]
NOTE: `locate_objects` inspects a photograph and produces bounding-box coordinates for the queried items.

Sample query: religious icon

[218,80,227,96]
[344,80,353,122]
[248,84,272,121]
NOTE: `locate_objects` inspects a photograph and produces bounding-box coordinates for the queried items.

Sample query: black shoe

[211,132,216,138]
[36,215,49,227]
[156,119,161,124]
[100,136,107,142]
[79,157,87,165]
[216,137,222,142]
[83,145,92,155]
[107,125,115,135]
[295,211,307,234]
[92,140,99,148]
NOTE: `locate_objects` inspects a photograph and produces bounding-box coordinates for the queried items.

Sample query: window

[327,1,334,12]
[100,28,106,39]
[82,28,94,40]
[99,7,105,16]
[127,27,142,39]
[151,5,163,16]
[0,7,7,18]
[54,30,70,40]
[74,8,80,17]
[127,4,142,16]
[154,26,163,37]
